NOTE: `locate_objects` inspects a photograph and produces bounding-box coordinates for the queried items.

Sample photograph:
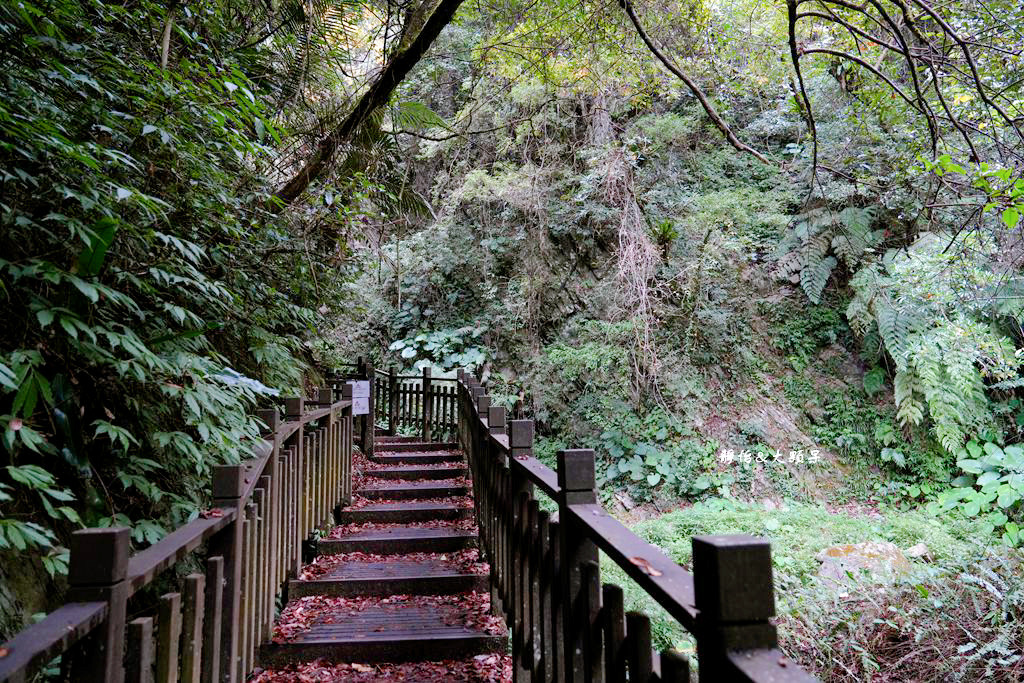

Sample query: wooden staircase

[256,438,510,680]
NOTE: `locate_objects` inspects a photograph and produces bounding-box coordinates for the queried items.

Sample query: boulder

[815,541,911,584]
[904,542,934,562]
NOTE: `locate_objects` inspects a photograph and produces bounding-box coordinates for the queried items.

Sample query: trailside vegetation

[2,0,1023,678]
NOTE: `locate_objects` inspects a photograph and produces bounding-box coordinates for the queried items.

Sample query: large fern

[775,205,881,303]
[847,232,1021,453]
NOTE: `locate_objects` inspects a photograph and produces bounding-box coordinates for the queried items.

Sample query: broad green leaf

[77,218,118,277]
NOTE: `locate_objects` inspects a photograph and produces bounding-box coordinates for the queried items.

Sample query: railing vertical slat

[582,561,604,683]
[549,519,565,683]
[388,366,397,435]
[535,511,552,683]
[525,500,541,677]
[180,574,205,683]
[602,584,626,682]
[201,556,224,683]
[626,612,653,683]
[209,466,246,683]
[126,617,154,683]
[155,592,181,683]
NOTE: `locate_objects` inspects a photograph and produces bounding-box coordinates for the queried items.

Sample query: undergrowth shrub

[600,499,1019,679]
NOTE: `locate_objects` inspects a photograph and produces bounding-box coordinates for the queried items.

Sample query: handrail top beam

[567,502,699,631]
[0,601,108,680]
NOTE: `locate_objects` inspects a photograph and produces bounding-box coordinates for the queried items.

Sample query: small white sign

[352,396,370,415]
[350,380,370,398]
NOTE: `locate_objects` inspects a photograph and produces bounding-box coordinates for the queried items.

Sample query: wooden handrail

[567,503,698,630]
[0,389,356,683]
[126,513,236,593]
[456,369,818,682]
[0,602,108,680]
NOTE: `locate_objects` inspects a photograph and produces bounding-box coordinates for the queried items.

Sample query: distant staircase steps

[372,451,463,465]
[319,526,478,554]
[373,441,459,453]
[356,479,469,500]
[258,435,504,674]
[369,465,468,480]
[289,556,487,598]
[260,600,505,666]
[336,501,471,524]
[375,434,427,444]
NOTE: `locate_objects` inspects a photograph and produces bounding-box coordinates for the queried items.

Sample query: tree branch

[270,0,467,210]
[619,0,771,165]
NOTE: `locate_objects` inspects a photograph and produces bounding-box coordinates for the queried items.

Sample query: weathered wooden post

[284,397,306,576]
[363,360,375,458]
[207,464,246,683]
[692,535,777,681]
[255,406,280,662]
[64,527,131,683]
[557,449,601,683]
[341,383,354,506]
[422,366,433,442]
[507,417,535,683]
[388,366,398,436]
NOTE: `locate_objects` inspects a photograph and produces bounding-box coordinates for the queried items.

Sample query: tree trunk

[270,0,466,210]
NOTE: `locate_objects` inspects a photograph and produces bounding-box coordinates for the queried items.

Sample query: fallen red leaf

[629,556,663,577]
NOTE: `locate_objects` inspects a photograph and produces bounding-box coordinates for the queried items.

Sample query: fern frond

[800,255,837,304]
[893,370,925,426]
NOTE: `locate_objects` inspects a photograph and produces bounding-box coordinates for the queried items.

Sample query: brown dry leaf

[0,647,8,658]
[629,556,663,577]
[351,663,374,672]
[200,508,224,519]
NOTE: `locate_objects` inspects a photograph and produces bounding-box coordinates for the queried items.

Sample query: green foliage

[847,232,1021,453]
[934,441,1024,546]
[0,0,345,577]
[775,205,882,304]
[388,326,488,369]
[601,498,993,656]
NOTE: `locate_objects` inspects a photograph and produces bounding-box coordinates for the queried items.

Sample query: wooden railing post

[422,366,432,442]
[208,465,246,683]
[64,527,130,683]
[487,405,506,436]
[507,418,534,683]
[388,366,397,435]
[557,449,601,683]
[363,360,375,457]
[341,384,354,507]
[692,535,777,681]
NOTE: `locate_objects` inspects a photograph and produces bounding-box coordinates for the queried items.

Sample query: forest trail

[254,434,511,682]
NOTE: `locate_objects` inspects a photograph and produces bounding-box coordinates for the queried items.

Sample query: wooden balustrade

[0,393,353,683]
[455,369,818,683]
[333,363,460,442]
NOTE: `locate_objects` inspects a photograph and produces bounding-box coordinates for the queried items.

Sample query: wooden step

[357,480,469,500]
[289,558,487,598]
[318,527,477,554]
[337,502,471,524]
[376,441,459,453]
[375,435,425,444]
[372,451,463,465]
[370,466,468,480]
[259,602,505,666]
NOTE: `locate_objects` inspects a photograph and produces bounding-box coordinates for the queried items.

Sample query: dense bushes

[0,0,341,603]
